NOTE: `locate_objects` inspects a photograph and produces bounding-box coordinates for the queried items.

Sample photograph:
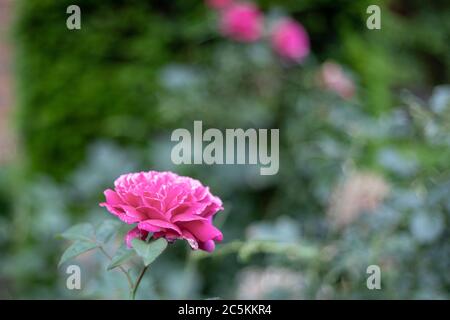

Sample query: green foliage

[58,223,95,242]
[58,241,98,267]
[16,0,449,178]
[58,221,168,298]
[14,0,210,178]
[4,0,449,300]
[107,244,135,271]
[96,220,122,243]
[132,238,168,267]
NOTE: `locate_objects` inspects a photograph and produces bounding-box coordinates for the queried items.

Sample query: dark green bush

[16,0,449,178]
[7,0,450,299]
[14,0,210,178]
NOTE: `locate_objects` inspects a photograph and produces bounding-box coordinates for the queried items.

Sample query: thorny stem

[130,265,149,300]
[98,245,133,290]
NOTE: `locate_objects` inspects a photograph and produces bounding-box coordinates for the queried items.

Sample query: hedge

[14,0,449,178]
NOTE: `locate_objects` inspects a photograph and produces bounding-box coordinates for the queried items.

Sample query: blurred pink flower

[100,171,224,252]
[271,19,310,62]
[220,3,263,42]
[318,61,355,99]
[206,0,234,10]
[328,171,389,227]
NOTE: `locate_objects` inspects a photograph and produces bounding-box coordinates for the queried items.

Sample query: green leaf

[58,223,95,242]
[107,244,135,270]
[96,219,121,244]
[58,240,98,267]
[132,238,168,266]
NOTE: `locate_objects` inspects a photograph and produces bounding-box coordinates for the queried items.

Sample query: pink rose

[318,61,355,99]
[205,0,234,10]
[271,19,310,62]
[100,171,224,252]
[220,3,263,42]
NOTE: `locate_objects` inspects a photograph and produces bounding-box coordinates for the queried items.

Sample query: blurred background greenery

[0,0,449,299]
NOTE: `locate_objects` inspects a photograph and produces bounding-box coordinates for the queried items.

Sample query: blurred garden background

[0,0,449,299]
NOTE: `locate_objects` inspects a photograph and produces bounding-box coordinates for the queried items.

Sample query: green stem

[130,265,149,300]
[98,246,133,290]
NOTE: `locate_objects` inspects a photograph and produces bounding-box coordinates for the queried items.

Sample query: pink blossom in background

[205,0,234,10]
[318,61,355,99]
[100,171,224,252]
[271,19,310,62]
[220,3,263,42]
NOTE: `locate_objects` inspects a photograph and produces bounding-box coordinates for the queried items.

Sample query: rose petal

[171,213,208,223]
[199,240,216,252]
[138,219,182,235]
[179,220,223,242]
[125,227,149,248]
[104,189,123,205]
[182,230,199,250]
